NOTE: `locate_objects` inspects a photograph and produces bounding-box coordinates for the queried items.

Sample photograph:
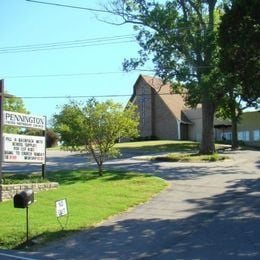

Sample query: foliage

[53,99,139,175]
[219,0,260,107]
[215,88,245,149]
[2,173,48,184]
[0,169,166,249]
[3,94,28,113]
[106,0,228,154]
[46,128,59,148]
[22,128,59,148]
[217,0,260,148]
[3,94,29,134]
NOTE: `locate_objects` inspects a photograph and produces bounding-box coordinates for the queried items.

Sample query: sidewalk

[9,150,260,259]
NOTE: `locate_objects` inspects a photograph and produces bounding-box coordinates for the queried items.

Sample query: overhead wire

[2,71,124,79]
[6,92,184,100]
[0,35,135,50]
[1,69,155,79]
[25,0,219,30]
[25,0,110,13]
[0,35,136,54]
[1,64,214,79]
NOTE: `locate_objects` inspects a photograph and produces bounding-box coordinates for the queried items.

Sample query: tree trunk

[199,102,216,154]
[97,162,103,176]
[231,114,239,150]
[228,96,239,150]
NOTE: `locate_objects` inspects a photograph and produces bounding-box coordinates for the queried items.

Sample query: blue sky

[1,0,155,123]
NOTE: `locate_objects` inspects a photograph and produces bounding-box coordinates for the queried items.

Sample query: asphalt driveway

[1,149,260,259]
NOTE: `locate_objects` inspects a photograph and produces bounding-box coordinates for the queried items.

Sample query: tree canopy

[217,0,260,148]
[53,99,139,175]
[4,94,28,114]
[219,0,260,106]
[106,0,226,154]
[3,94,29,134]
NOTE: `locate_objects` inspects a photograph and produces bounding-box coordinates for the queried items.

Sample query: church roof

[130,74,191,123]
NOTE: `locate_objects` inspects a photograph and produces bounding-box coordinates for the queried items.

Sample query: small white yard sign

[55,199,68,217]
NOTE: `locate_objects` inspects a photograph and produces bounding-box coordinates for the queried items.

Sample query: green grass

[116,140,200,153]
[2,173,48,184]
[116,140,230,153]
[154,153,228,162]
[0,170,166,249]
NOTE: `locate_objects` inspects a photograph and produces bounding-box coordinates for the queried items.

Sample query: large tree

[219,0,260,105]
[217,0,260,148]
[53,99,139,175]
[105,0,226,154]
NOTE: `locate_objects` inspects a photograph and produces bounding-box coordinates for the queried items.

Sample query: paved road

[2,150,90,173]
[1,149,260,259]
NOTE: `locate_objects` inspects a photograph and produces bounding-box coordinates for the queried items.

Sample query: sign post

[42,117,47,179]
[0,81,47,181]
[55,199,69,230]
[2,110,47,178]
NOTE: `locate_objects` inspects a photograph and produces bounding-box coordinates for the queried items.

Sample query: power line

[1,69,154,79]
[17,94,132,99]
[25,0,219,30]
[6,92,184,100]
[0,35,135,50]
[2,71,123,79]
[0,35,136,54]
[0,40,135,54]
[1,67,214,79]
[1,65,214,79]
[26,0,109,13]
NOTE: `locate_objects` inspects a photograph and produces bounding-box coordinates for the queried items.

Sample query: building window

[238,131,250,141]
[253,130,260,141]
[222,132,232,141]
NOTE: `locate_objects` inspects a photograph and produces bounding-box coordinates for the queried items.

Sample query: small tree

[53,99,139,175]
[23,128,59,148]
[4,94,29,134]
[46,129,59,148]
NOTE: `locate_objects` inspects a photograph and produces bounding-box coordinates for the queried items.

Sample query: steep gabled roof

[129,74,170,102]
[141,74,171,91]
[131,74,190,122]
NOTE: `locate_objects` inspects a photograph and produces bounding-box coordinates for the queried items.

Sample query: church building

[129,75,260,146]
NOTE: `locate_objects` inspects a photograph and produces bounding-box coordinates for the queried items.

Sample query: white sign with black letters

[3,133,45,163]
[55,199,68,217]
[3,111,46,130]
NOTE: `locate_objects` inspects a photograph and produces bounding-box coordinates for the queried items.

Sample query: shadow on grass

[2,173,48,185]
[47,169,100,185]
[15,178,260,258]
[47,169,151,186]
[100,171,152,182]
[14,229,78,251]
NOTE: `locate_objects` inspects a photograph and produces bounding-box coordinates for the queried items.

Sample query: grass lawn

[153,152,227,162]
[116,140,230,162]
[0,170,166,249]
[116,140,200,153]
